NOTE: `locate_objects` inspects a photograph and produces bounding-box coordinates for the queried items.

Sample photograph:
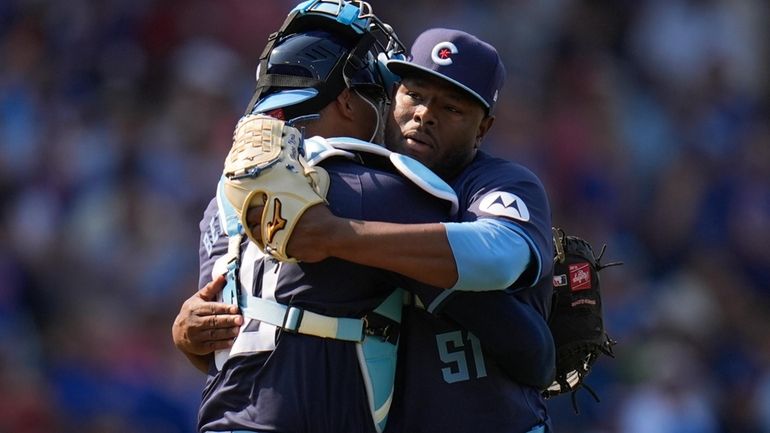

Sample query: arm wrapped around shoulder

[222,114,330,262]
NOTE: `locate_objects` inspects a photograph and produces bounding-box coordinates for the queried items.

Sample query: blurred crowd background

[1,0,769,432]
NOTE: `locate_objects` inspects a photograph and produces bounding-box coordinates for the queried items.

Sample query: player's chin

[410,150,439,171]
[403,140,435,165]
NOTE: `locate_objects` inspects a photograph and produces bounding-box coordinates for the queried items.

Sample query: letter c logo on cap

[431,42,458,66]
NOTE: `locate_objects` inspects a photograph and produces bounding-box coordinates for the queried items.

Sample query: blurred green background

[1,1,769,432]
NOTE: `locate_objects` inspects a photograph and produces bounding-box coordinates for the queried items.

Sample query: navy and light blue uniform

[197,156,452,433]
[386,151,554,433]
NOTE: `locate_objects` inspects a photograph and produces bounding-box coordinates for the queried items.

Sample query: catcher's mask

[246,0,405,121]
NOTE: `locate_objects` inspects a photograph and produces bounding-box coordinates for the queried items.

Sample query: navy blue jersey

[197,157,451,433]
[449,151,553,316]
[386,307,551,433]
[386,151,554,433]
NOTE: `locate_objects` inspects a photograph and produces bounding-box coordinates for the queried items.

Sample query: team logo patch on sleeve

[478,192,530,222]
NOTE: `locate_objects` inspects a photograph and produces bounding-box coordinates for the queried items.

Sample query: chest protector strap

[305,136,459,214]
[213,176,245,369]
[215,176,244,305]
[357,288,403,432]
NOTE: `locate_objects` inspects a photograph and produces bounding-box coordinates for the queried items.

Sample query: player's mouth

[404,131,434,152]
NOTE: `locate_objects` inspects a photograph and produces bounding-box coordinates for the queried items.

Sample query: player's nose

[413,102,437,127]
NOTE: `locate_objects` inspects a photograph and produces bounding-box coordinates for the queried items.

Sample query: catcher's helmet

[246,0,405,121]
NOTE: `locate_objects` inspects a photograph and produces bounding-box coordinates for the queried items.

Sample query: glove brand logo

[266,198,287,244]
[568,263,592,291]
[553,274,568,287]
[478,192,530,222]
[431,41,458,66]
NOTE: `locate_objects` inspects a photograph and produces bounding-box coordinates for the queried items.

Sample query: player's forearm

[292,207,532,291]
[329,219,459,289]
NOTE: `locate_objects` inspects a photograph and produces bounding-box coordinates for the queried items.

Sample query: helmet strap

[354,88,384,143]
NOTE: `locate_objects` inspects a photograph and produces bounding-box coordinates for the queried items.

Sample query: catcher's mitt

[543,227,622,411]
[223,114,329,262]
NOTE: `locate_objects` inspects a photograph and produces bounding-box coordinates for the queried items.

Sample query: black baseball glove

[543,227,622,412]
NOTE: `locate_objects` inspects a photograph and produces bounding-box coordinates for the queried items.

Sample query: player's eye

[446,105,460,113]
[405,91,422,102]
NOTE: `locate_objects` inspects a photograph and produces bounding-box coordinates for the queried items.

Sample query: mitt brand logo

[266,198,287,243]
[568,262,592,291]
[478,192,530,222]
[553,274,568,287]
[431,41,458,66]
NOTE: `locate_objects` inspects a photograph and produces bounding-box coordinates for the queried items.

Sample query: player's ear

[475,115,495,148]
[334,88,357,121]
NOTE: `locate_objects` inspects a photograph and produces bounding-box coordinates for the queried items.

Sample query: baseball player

[383,32,553,433]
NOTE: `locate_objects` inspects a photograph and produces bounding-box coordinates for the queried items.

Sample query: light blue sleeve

[427,219,536,313]
[445,218,540,291]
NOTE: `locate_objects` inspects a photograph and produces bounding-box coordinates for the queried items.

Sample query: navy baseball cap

[386,28,505,114]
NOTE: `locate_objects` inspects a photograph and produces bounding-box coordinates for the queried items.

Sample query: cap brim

[385,59,490,110]
[251,89,319,114]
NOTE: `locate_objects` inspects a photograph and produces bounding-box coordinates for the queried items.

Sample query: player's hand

[246,203,336,263]
[172,274,243,356]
